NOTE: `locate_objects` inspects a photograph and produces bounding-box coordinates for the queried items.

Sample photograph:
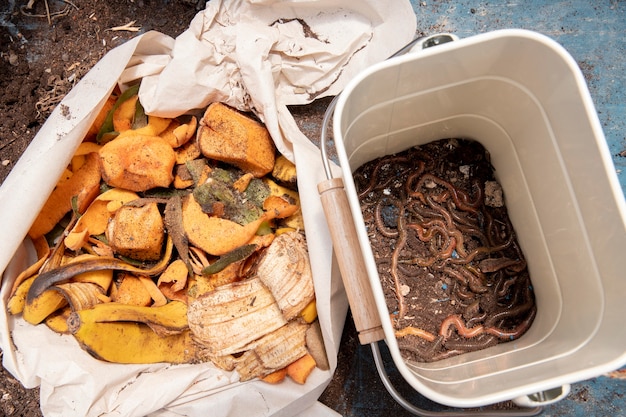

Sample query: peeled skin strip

[233,321,309,381]
[255,232,315,321]
[187,277,287,357]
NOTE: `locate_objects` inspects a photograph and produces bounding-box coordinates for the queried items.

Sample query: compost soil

[353,139,536,363]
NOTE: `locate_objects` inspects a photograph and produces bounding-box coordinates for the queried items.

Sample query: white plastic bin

[332,29,626,408]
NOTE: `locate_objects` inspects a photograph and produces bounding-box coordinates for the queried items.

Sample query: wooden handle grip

[318,177,385,345]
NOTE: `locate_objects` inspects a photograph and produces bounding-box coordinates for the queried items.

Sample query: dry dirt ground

[0,1,337,416]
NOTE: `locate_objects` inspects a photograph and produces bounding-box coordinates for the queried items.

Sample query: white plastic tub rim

[332,29,626,408]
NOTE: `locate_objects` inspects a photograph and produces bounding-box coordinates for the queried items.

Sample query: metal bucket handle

[316,33,560,415]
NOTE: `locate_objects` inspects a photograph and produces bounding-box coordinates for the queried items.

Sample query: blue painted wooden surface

[320,1,626,416]
[412,0,626,191]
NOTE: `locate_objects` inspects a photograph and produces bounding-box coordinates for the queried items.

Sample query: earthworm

[425,195,469,257]
[397,336,461,362]
[397,263,425,278]
[440,315,485,339]
[396,326,437,342]
[466,311,488,327]
[391,204,409,319]
[443,266,488,294]
[448,233,514,265]
[357,155,412,198]
[444,334,498,351]
[452,280,477,302]
[353,139,536,363]
[479,257,524,273]
[495,275,518,298]
[486,285,535,327]
[485,306,536,340]
[416,174,482,213]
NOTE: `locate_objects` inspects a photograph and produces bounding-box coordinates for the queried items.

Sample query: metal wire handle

[320,34,457,179]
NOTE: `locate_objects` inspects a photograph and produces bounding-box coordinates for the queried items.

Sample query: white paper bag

[0,1,416,415]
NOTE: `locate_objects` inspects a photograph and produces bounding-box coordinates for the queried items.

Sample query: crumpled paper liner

[0,1,416,415]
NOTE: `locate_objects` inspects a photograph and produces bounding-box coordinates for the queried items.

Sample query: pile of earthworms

[353,139,536,362]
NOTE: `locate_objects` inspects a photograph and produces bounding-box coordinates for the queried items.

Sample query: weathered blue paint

[411,0,626,192]
[322,1,626,416]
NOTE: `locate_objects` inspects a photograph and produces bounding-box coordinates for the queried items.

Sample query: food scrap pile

[7,85,328,385]
[353,139,536,362]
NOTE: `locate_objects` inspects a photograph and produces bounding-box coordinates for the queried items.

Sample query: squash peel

[28,152,101,239]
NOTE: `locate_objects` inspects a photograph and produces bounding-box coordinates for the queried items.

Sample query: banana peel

[23,289,68,325]
[45,307,72,334]
[27,236,173,303]
[7,275,36,315]
[68,310,196,364]
[66,300,194,364]
[271,155,297,189]
[74,300,189,332]
[263,178,304,230]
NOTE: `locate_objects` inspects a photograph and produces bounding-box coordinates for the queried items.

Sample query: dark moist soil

[353,138,536,363]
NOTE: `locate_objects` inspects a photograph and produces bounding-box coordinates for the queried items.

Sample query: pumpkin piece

[106,202,165,261]
[261,368,288,384]
[29,152,102,239]
[173,164,195,189]
[86,95,117,140]
[262,195,299,219]
[286,353,316,385]
[175,141,202,165]
[158,283,188,304]
[197,103,275,177]
[182,195,268,256]
[233,173,254,193]
[157,259,188,293]
[64,228,90,252]
[137,275,168,307]
[131,115,172,137]
[75,142,103,156]
[112,273,152,306]
[71,154,86,172]
[112,114,172,140]
[64,199,112,250]
[99,134,176,192]
[161,116,197,148]
[173,176,194,189]
[56,168,73,186]
[96,188,140,212]
[248,233,275,249]
[205,261,241,288]
[112,94,139,132]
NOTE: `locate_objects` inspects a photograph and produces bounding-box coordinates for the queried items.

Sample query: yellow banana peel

[45,308,72,334]
[7,275,36,315]
[68,310,196,364]
[74,300,189,331]
[23,289,68,325]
